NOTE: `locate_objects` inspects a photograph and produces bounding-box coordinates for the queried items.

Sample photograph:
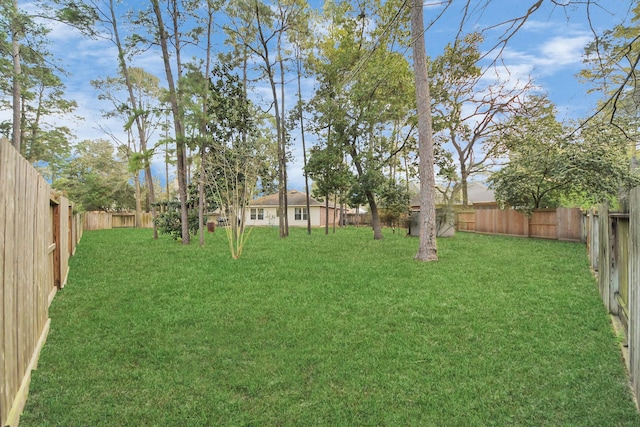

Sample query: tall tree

[1,0,95,152]
[430,32,532,206]
[411,0,437,261]
[305,144,352,235]
[149,0,190,244]
[94,0,162,237]
[15,54,76,181]
[225,0,308,238]
[91,67,163,230]
[202,63,263,258]
[10,0,22,150]
[579,1,640,126]
[308,0,414,240]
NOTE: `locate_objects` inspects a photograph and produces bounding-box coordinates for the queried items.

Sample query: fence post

[609,216,620,316]
[591,208,600,271]
[598,203,611,313]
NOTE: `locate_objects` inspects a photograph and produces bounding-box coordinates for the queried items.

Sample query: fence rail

[1,139,82,427]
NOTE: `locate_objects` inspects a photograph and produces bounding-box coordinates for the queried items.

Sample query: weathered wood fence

[84,211,153,230]
[587,191,640,405]
[1,140,82,427]
[455,203,584,242]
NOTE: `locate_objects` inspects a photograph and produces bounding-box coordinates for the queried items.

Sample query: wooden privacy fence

[587,193,640,405]
[1,140,82,427]
[84,211,153,230]
[455,203,584,242]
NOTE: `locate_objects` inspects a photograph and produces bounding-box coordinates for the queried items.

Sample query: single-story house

[245,190,338,228]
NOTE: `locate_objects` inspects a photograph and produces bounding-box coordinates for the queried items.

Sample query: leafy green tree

[91,67,164,231]
[379,178,410,231]
[307,0,414,240]
[489,96,639,213]
[0,0,95,152]
[0,1,83,174]
[305,144,353,235]
[202,63,264,258]
[579,1,640,127]
[430,32,532,207]
[53,139,134,211]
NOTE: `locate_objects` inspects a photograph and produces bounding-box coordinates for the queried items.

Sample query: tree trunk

[366,191,384,240]
[460,162,469,207]
[412,0,438,261]
[297,56,312,235]
[333,194,337,233]
[11,0,21,151]
[279,34,289,238]
[325,196,329,235]
[144,163,158,239]
[198,6,214,248]
[254,3,287,238]
[165,139,170,201]
[349,144,383,240]
[110,0,158,239]
[135,171,142,228]
[198,153,205,247]
[151,0,189,244]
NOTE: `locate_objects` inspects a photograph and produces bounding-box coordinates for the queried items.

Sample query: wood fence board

[22,158,35,382]
[3,143,18,426]
[84,211,153,230]
[456,211,475,232]
[59,199,69,288]
[16,152,28,395]
[0,141,80,427]
[0,139,7,426]
[598,204,611,312]
[590,210,600,270]
[457,207,584,241]
[629,187,640,402]
[530,210,557,239]
[557,207,583,241]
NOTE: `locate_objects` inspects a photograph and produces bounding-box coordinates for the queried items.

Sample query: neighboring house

[466,182,495,204]
[245,190,338,228]
[409,181,495,209]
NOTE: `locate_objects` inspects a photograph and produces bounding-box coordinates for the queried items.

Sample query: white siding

[245,207,279,227]
[245,205,338,228]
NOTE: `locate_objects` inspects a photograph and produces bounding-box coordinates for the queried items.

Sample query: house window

[251,208,264,220]
[295,207,308,221]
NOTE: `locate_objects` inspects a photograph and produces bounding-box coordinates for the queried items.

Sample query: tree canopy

[489,96,640,213]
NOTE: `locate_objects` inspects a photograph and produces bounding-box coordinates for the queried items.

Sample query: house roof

[467,182,495,203]
[409,181,495,207]
[249,190,328,207]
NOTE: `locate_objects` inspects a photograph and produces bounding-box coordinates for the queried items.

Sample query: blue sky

[3,0,634,191]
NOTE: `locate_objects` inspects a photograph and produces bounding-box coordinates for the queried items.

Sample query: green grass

[20,227,640,426]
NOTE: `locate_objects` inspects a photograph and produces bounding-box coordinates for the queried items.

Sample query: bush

[153,202,200,240]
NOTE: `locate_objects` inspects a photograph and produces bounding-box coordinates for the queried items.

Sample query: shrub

[152,202,200,240]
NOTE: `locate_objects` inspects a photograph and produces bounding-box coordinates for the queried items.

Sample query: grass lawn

[20,227,640,426]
